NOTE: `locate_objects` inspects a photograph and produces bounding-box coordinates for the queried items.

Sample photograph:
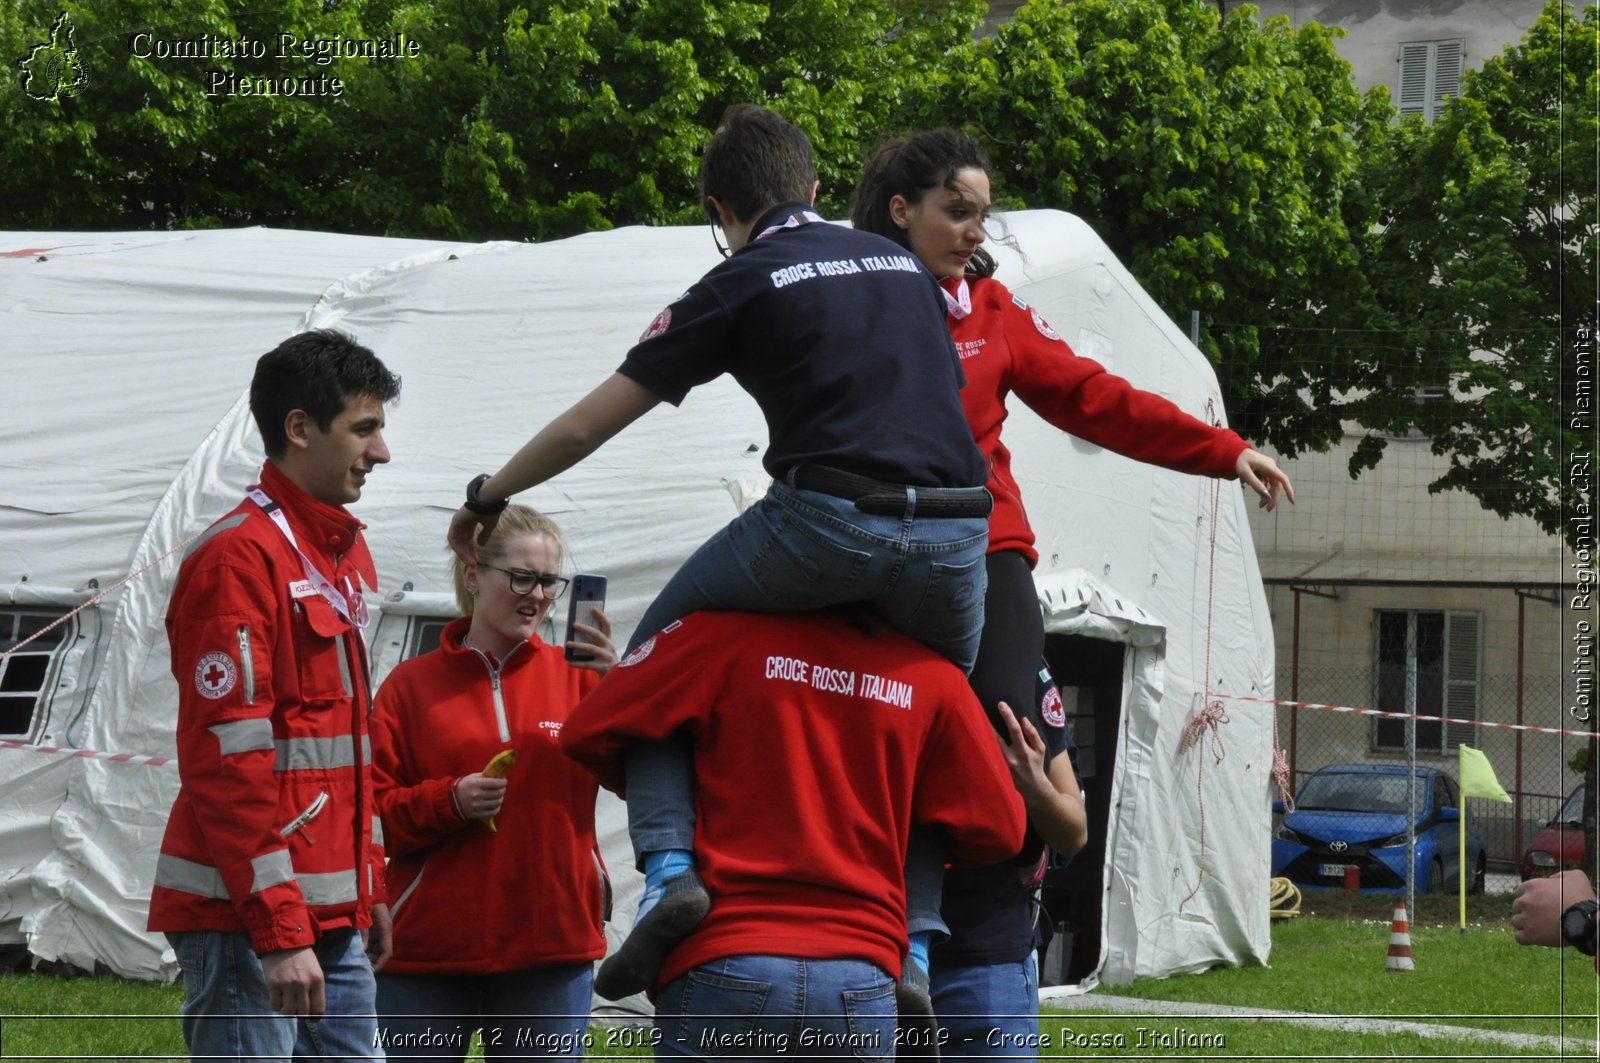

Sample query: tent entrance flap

[1039,632,1125,990]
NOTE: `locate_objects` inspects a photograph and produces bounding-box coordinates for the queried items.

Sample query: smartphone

[563,573,607,662]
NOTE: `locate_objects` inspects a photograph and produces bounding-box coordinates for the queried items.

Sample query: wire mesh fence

[1268,665,1583,895]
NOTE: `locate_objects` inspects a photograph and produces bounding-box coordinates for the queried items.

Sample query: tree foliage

[1,0,987,238]
[1348,0,1598,542]
[6,0,1592,539]
[2,0,373,230]
[889,0,1391,458]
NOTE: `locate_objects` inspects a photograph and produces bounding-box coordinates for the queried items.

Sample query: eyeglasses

[477,563,570,599]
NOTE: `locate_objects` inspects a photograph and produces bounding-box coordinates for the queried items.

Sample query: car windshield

[1553,786,1586,826]
[1296,773,1425,816]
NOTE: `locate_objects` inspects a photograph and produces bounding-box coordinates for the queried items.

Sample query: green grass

[1046,888,1600,1059]
[0,975,657,1061]
[1,892,1595,1060]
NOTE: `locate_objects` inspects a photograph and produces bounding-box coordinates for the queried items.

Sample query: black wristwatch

[463,474,510,516]
[1561,899,1599,957]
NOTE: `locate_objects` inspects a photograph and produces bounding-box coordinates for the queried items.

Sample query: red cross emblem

[618,636,656,669]
[194,651,237,700]
[1042,685,1065,728]
[639,306,671,343]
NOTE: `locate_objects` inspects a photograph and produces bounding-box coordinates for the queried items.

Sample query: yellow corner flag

[1459,745,1512,803]
[1458,744,1511,931]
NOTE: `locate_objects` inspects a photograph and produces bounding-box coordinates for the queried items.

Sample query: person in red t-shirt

[851,129,1293,1057]
[371,505,617,1060]
[561,609,1026,1058]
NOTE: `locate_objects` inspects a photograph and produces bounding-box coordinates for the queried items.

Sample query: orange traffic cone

[1385,901,1415,973]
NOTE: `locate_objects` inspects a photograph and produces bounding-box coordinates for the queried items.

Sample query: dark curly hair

[249,329,401,458]
[850,129,999,279]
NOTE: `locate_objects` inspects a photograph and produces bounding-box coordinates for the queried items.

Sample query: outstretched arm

[1234,448,1296,511]
[449,373,661,560]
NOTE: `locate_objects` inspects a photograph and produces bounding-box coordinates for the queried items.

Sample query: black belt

[790,464,992,518]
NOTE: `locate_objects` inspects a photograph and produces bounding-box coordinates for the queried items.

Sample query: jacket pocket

[236,626,256,705]
[292,599,350,703]
[281,790,329,847]
[389,860,426,918]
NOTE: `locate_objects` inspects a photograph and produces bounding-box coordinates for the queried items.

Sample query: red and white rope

[1209,691,1600,741]
[1179,477,1228,913]
[1,527,209,665]
[0,739,173,768]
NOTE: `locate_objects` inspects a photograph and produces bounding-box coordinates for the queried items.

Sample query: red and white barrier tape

[0,739,174,768]
[1210,691,1600,740]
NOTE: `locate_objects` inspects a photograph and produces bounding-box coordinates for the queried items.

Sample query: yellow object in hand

[481,748,517,832]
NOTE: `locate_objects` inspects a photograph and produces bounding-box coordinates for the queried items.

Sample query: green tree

[892,0,1392,456]
[337,0,986,239]
[1346,0,1598,543]
[2,0,381,230]
[2,0,987,238]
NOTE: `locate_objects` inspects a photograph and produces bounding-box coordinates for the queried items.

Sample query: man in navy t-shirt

[449,104,996,1015]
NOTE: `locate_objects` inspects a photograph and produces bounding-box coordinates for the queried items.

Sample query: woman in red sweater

[371,505,616,1060]
[851,130,1293,1058]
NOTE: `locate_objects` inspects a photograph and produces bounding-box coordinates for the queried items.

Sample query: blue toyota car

[1271,763,1487,893]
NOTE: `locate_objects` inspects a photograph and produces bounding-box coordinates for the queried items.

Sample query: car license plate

[1319,863,1351,877]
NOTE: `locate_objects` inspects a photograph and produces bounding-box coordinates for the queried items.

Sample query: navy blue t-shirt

[618,203,984,488]
[933,661,1074,969]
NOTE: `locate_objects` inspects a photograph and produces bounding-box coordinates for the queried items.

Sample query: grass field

[0,887,1595,1060]
[1038,887,1600,1060]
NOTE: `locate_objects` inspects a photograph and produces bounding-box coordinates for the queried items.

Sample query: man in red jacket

[562,608,1026,1057]
[148,329,401,1061]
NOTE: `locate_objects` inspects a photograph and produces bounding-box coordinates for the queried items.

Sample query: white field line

[1040,989,1598,1055]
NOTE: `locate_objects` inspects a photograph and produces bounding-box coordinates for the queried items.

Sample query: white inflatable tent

[0,212,1274,997]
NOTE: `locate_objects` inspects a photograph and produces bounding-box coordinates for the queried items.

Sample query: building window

[1397,40,1464,123]
[0,610,71,738]
[1373,609,1481,753]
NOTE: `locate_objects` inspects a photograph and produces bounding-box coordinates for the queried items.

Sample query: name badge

[288,579,318,600]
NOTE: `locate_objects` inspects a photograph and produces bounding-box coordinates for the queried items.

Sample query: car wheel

[1470,854,1487,895]
[1428,857,1446,893]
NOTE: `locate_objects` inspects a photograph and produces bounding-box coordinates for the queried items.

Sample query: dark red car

[1520,784,1585,879]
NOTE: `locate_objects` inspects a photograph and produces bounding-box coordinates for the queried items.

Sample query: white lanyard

[755,209,826,242]
[942,277,972,321]
[246,486,369,629]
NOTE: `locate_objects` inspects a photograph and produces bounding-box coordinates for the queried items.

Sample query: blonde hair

[452,504,566,615]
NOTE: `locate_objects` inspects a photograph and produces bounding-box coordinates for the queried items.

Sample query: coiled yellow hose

[1269,876,1303,920]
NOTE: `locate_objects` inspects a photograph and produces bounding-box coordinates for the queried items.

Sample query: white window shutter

[1398,42,1430,117]
[1433,40,1464,116]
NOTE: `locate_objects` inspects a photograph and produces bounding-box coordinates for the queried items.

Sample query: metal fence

[1271,668,1581,891]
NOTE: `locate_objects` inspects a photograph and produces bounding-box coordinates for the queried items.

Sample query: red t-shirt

[561,610,1026,988]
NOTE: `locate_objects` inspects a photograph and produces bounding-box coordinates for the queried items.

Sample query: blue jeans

[626,480,989,669]
[169,927,378,1062]
[625,480,989,859]
[654,955,895,1061]
[930,953,1039,1061]
[375,964,593,1060]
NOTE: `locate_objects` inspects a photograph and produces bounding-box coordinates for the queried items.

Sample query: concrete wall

[1247,0,1544,97]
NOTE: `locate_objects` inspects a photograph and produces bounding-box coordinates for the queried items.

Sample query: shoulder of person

[970,274,1021,309]
[176,503,284,584]
[378,642,453,690]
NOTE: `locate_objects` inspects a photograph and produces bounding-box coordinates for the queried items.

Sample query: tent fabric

[0,212,1272,993]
